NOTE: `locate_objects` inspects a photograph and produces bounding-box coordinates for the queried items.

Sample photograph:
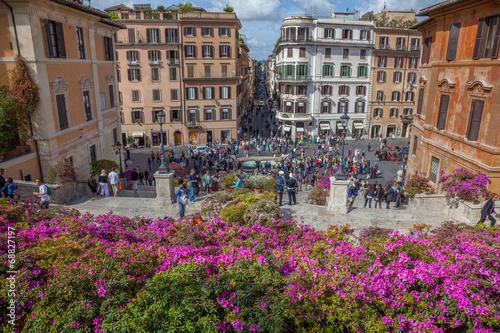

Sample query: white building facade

[274,13,374,138]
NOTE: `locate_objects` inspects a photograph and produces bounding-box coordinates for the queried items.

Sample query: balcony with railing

[278,35,314,43]
[276,74,311,81]
[379,43,391,50]
[409,44,421,51]
[185,72,241,80]
[277,111,312,122]
[186,120,201,128]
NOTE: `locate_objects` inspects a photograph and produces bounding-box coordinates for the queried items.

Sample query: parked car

[193,146,208,155]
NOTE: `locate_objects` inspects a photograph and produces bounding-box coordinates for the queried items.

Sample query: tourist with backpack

[33,178,51,209]
[175,183,189,219]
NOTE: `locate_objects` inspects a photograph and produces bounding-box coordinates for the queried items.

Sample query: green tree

[108,13,119,19]
[223,5,234,12]
[178,1,193,12]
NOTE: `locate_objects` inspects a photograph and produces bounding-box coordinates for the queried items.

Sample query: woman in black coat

[476,193,498,227]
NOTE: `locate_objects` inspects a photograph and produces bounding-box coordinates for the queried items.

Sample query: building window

[55,93,69,130]
[152,89,161,102]
[321,102,330,113]
[82,90,92,121]
[407,72,417,84]
[297,85,307,95]
[324,28,333,38]
[185,45,195,58]
[165,28,178,43]
[188,109,196,122]
[360,30,369,40]
[412,136,418,155]
[473,16,500,59]
[127,28,136,43]
[321,85,332,95]
[284,85,293,94]
[127,69,141,82]
[108,85,115,108]
[103,37,114,60]
[376,90,384,101]
[410,38,420,51]
[146,28,160,43]
[355,101,365,113]
[405,91,414,102]
[126,50,139,64]
[221,86,230,99]
[429,157,440,182]
[201,27,212,36]
[171,109,179,121]
[325,48,331,58]
[203,45,213,58]
[378,55,387,67]
[152,109,162,122]
[403,108,413,115]
[339,85,350,95]
[436,95,450,130]
[391,91,400,102]
[357,65,368,77]
[221,108,229,120]
[187,87,196,100]
[285,102,292,112]
[187,64,194,78]
[151,67,160,81]
[297,64,308,77]
[132,90,140,102]
[323,65,333,77]
[167,50,179,64]
[220,45,230,58]
[343,48,349,59]
[395,37,406,50]
[171,89,178,100]
[390,108,398,118]
[148,50,160,64]
[204,87,213,99]
[168,67,176,81]
[100,92,106,111]
[117,70,121,82]
[43,19,66,58]
[409,57,418,69]
[417,88,424,114]
[219,27,229,36]
[204,108,213,120]
[221,130,230,143]
[297,102,305,113]
[338,101,348,113]
[340,65,351,77]
[299,47,306,58]
[184,27,194,36]
[377,70,386,82]
[466,99,485,141]
[360,49,367,59]
[355,85,366,95]
[379,36,389,48]
[89,145,96,162]
[76,27,85,59]
[284,65,294,76]
[132,109,142,123]
[393,71,402,83]
[204,65,211,77]
[342,29,352,39]
[298,27,308,41]
[394,56,403,68]
[373,108,382,118]
[287,47,293,58]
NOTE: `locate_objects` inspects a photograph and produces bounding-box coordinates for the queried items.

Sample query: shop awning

[284,125,291,132]
[297,127,304,132]
[132,131,145,137]
[337,123,344,129]
[319,123,330,130]
[353,123,364,129]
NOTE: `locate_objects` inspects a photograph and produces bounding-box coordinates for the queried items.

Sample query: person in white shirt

[108,167,121,197]
[33,178,50,209]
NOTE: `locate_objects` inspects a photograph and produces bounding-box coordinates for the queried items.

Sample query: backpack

[181,193,189,206]
[45,185,52,196]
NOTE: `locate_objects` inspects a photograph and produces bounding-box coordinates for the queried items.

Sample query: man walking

[275,170,285,206]
[188,169,197,202]
[33,178,50,209]
[108,168,121,197]
[286,173,297,205]
[130,168,139,191]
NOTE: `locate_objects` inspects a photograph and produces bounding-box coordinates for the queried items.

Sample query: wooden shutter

[43,19,55,58]
[367,30,370,40]
[362,102,365,112]
[473,18,485,60]
[436,95,450,130]
[194,88,198,99]
[219,87,222,98]
[128,28,135,43]
[490,16,500,58]
[193,46,197,58]
[349,30,353,39]
[184,45,188,57]
[292,27,296,40]
[185,87,189,99]
[397,91,401,101]
[195,110,200,121]
[156,28,160,43]
[417,88,424,114]
[126,51,131,60]
[137,69,141,81]
[127,69,131,81]
[147,29,151,43]
[135,51,139,60]
[228,87,231,99]
[466,100,484,141]
[56,94,68,130]
[446,23,460,61]
[147,50,151,59]
[56,22,66,58]
[383,71,386,82]
[324,28,328,38]
[174,28,178,42]
[211,87,215,99]
[210,45,214,58]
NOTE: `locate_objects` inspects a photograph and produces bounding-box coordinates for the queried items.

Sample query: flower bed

[1,196,499,332]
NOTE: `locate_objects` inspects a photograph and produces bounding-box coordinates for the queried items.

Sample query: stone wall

[406,194,484,224]
[13,180,92,204]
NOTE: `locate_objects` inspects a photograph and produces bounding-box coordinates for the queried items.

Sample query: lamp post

[157,111,168,174]
[115,141,123,171]
[336,112,350,180]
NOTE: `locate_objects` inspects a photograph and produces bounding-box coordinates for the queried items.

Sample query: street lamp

[157,111,168,174]
[336,112,350,180]
[114,141,123,171]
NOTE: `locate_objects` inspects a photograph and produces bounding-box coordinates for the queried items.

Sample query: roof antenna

[383,1,387,12]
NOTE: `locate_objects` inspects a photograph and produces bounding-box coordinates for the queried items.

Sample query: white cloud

[210,0,281,20]
[354,0,437,14]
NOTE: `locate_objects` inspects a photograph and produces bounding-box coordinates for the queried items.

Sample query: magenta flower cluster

[45,160,78,184]
[0,195,499,332]
[439,168,491,201]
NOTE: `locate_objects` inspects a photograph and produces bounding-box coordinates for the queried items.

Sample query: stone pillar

[155,171,176,205]
[327,176,350,214]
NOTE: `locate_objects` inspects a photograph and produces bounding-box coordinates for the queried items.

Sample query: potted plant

[247,174,267,194]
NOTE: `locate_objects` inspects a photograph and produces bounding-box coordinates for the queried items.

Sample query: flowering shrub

[219,172,236,189]
[439,168,491,201]
[306,187,328,205]
[45,160,78,184]
[245,174,267,189]
[169,162,187,179]
[123,169,134,181]
[404,172,434,196]
[1,196,500,332]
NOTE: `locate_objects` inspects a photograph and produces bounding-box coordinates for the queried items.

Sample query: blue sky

[94,0,439,60]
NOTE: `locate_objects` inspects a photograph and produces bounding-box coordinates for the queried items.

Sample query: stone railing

[406,194,483,224]
[13,180,92,204]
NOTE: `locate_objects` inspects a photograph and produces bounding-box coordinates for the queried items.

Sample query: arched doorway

[371,125,381,138]
[174,131,182,146]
